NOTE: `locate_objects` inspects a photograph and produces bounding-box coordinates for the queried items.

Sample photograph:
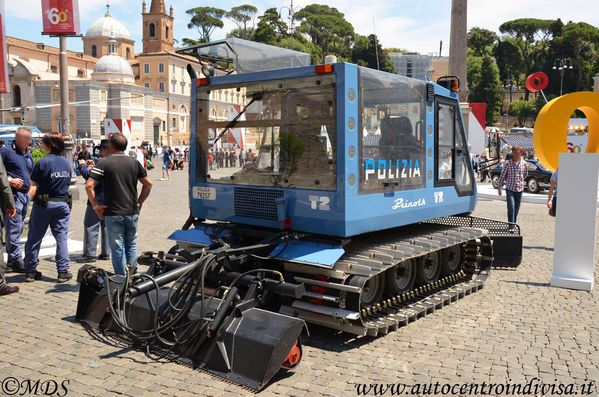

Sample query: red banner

[469,103,487,129]
[0,0,8,93]
[41,0,80,35]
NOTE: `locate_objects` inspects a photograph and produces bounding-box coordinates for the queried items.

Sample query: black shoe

[97,254,110,260]
[25,271,42,282]
[76,255,96,263]
[7,261,26,273]
[57,272,73,283]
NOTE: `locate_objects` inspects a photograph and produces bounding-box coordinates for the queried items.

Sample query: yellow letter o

[533,91,599,172]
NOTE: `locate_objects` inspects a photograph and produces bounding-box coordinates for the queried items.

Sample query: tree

[295,4,355,61]
[493,38,523,84]
[508,99,535,126]
[558,22,599,91]
[251,8,288,46]
[186,7,226,43]
[351,35,395,73]
[467,27,498,56]
[468,56,504,124]
[499,18,562,99]
[226,5,258,40]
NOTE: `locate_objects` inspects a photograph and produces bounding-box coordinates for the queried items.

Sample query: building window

[162,120,166,131]
[158,81,165,92]
[144,81,150,88]
[92,45,97,57]
[77,69,84,78]
[53,90,60,101]
[50,65,58,73]
[406,60,413,78]
[100,90,107,101]
[126,48,131,59]
[158,63,164,74]
[12,85,21,107]
[171,81,176,92]
[181,66,185,76]
[180,82,185,95]
[143,63,150,74]
[172,118,177,129]
[171,63,176,74]
[166,26,169,39]
[149,23,155,37]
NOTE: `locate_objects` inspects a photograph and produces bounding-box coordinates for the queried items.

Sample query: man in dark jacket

[0,153,18,295]
[77,140,110,263]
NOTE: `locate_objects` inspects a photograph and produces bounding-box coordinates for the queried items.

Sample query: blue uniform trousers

[4,192,30,263]
[24,202,70,273]
[83,203,109,257]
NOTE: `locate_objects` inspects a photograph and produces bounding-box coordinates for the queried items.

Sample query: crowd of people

[0,127,153,296]
[208,148,254,171]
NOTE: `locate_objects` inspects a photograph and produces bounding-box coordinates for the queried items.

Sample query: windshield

[196,74,337,190]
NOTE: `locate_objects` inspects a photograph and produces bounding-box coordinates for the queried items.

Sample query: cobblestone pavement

[0,167,597,396]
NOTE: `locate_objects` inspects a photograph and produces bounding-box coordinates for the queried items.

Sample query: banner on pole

[0,0,8,93]
[41,0,80,35]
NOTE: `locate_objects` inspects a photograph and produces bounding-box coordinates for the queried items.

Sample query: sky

[4,0,599,56]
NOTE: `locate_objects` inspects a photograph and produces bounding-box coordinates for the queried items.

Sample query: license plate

[193,187,216,200]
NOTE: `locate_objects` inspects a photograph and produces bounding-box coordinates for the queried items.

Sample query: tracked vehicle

[76,48,522,390]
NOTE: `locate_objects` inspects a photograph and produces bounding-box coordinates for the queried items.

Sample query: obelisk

[449,0,468,102]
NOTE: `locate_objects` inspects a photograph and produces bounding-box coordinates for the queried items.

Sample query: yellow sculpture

[533,92,599,172]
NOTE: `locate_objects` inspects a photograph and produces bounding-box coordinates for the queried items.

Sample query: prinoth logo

[392,197,426,210]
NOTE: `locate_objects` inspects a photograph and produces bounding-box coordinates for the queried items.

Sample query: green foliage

[384,48,407,55]
[351,35,395,73]
[499,18,563,99]
[186,7,226,42]
[31,148,47,163]
[508,99,535,126]
[468,56,504,125]
[251,8,288,46]
[295,4,355,61]
[278,133,305,174]
[226,5,258,40]
[467,27,498,56]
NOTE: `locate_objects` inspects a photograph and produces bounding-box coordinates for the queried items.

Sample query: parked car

[490,159,552,194]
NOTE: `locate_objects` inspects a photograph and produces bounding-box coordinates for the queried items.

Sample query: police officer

[76,140,110,263]
[24,132,73,283]
[0,126,33,272]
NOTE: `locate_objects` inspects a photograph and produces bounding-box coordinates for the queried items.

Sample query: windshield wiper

[213,92,263,145]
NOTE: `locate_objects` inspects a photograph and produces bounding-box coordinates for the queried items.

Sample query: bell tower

[142,0,174,53]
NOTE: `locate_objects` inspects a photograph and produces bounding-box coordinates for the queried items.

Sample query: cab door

[434,98,474,196]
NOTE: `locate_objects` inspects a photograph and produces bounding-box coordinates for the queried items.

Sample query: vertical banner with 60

[41,0,80,36]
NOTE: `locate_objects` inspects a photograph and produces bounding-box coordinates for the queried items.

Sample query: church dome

[93,55,135,83]
[85,6,131,40]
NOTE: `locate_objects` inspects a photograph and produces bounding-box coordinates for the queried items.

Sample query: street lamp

[553,58,574,96]
[503,79,513,104]
[279,0,303,50]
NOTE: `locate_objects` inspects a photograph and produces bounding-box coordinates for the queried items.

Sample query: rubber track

[282,223,492,336]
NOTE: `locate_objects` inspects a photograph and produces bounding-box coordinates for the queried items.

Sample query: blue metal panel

[168,227,228,246]
[269,240,345,268]
[345,185,475,236]
[341,63,359,203]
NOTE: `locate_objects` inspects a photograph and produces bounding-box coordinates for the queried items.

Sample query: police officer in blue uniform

[24,132,73,283]
[76,139,110,263]
[0,126,34,272]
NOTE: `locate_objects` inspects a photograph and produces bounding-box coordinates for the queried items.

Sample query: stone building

[1,0,206,145]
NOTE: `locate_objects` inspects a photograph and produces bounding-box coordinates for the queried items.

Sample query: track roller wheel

[441,245,463,276]
[416,251,442,285]
[348,273,386,309]
[385,258,416,296]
